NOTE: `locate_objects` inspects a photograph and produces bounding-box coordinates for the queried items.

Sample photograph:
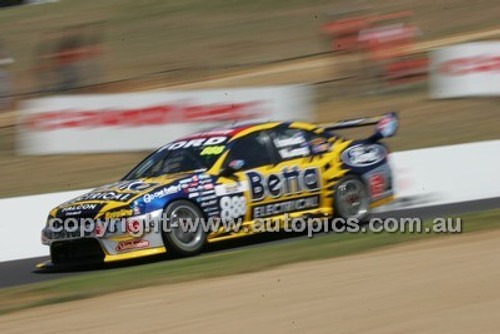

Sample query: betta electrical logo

[245,166,320,202]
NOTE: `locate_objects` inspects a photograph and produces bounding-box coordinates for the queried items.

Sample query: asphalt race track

[1,197,499,289]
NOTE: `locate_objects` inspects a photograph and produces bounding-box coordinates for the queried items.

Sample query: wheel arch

[162,197,208,220]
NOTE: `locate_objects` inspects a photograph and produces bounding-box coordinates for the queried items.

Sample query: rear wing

[320,112,398,138]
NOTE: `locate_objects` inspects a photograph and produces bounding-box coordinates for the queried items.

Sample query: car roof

[179,121,320,141]
[178,122,266,140]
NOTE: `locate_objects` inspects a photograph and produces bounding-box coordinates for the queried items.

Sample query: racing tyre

[162,200,207,256]
[333,175,370,222]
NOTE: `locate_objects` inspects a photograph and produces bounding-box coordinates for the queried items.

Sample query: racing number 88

[220,195,246,221]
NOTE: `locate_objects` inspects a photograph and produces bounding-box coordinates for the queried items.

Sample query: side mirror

[219,159,245,178]
[374,112,398,139]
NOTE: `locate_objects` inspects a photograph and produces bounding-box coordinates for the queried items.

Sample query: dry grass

[2,0,500,93]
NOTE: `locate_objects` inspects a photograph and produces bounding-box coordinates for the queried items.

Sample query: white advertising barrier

[377,140,500,211]
[430,42,500,98]
[17,86,312,155]
[2,140,500,262]
[0,189,91,262]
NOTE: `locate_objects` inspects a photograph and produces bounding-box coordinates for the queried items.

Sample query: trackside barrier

[430,42,500,98]
[0,189,91,262]
[1,140,500,262]
[382,140,500,211]
[17,86,312,155]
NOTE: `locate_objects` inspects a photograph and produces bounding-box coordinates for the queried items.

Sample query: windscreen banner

[17,86,312,154]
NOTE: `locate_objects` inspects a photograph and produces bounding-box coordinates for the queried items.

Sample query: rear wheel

[333,175,370,221]
[162,200,206,256]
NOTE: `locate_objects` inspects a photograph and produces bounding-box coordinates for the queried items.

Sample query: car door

[222,127,327,224]
[265,126,333,217]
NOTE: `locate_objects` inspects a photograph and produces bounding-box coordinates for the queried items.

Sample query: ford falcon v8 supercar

[39,113,398,268]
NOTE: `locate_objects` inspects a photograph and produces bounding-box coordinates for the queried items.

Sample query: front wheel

[333,175,370,222]
[162,200,207,256]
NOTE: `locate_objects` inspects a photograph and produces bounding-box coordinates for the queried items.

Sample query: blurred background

[1,0,500,197]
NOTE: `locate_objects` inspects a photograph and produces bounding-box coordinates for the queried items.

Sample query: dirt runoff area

[2,231,500,333]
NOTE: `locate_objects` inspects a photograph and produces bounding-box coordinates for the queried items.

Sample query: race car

[39,113,398,268]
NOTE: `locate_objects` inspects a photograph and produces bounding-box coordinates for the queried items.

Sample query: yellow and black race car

[39,113,398,268]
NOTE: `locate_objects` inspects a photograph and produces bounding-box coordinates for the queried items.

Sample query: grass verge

[1,209,499,315]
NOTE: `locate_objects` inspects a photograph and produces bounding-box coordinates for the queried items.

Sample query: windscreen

[123,136,227,180]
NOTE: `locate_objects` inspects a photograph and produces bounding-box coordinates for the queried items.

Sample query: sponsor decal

[163,137,228,151]
[200,189,215,196]
[278,146,310,159]
[201,199,218,207]
[310,138,330,154]
[203,183,214,190]
[274,132,310,159]
[341,144,386,167]
[274,135,305,148]
[61,203,98,212]
[246,166,320,202]
[203,206,219,213]
[376,113,398,138]
[63,211,81,217]
[369,174,386,197]
[72,191,133,203]
[104,209,133,219]
[252,195,319,219]
[98,181,158,192]
[228,159,245,170]
[215,182,248,196]
[122,181,158,192]
[200,145,225,155]
[143,185,180,203]
[132,202,141,215]
[95,223,104,237]
[126,219,142,235]
[199,194,217,201]
[199,179,213,185]
[115,239,150,252]
[49,230,81,240]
